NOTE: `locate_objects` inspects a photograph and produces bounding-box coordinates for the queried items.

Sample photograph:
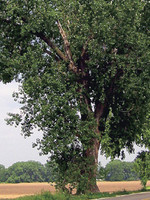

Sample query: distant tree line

[0,158,149,186]
[98,156,150,188]
[97,160,139,181]
[0,161,56,183]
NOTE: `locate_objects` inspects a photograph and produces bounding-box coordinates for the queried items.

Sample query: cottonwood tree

[1,0,150,193]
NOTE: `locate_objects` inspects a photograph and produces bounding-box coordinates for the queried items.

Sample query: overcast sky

[0,82,146,168]
[0,82,48,168]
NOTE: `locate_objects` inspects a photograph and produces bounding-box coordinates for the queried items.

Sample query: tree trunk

[85,138,100,193]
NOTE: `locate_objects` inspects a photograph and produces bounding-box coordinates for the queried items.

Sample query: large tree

[0,0,150,193]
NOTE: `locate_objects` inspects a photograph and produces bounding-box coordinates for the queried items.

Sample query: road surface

[99,192,150,200]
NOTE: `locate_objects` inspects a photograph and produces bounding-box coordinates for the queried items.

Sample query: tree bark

[85,137,100,193]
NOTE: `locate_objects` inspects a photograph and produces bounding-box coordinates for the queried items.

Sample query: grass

[146,186,150,190]
[6,189,150,200]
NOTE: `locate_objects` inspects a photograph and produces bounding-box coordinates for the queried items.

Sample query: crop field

[0,181,150,199]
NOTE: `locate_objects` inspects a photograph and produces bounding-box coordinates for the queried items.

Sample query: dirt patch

[0,181,150,199]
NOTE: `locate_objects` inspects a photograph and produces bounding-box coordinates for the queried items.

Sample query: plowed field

[0,181,150,199]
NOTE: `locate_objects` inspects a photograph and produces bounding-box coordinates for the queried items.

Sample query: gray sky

[0,82,48,168]
[0,82,145,168]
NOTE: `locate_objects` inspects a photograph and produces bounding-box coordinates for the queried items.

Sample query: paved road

[98,192,150,200]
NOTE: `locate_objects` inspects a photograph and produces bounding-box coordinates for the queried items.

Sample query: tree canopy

[1,0,150,193]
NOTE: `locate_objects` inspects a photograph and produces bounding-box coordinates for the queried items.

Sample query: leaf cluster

[134,151,150,189]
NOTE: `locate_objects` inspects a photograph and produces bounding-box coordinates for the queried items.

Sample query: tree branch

[94,100,107,124]
[94,68,124,128]
[81,35,92,58]
[35,32,68,62]
[44,49,60,61]
[81,40,88,58]
[1,17,68,63]
[105,68,124,103]
[84,95,93,113]
[57,20,77,73]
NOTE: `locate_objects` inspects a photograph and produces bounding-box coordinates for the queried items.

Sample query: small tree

[134,151,150,189]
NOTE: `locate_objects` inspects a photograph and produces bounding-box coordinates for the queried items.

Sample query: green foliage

[105,160,124,181]
[6,161,46,183]
[1,0,150,193]
[0,161,58,183]
[97,162,107,180]
[137,111,150,150]
[105,160,138,181]
[134,151,150,189]
[0,164,6,182]
[44,162,58,183]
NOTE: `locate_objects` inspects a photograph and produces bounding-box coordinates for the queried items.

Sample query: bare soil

[0,181,150,199]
